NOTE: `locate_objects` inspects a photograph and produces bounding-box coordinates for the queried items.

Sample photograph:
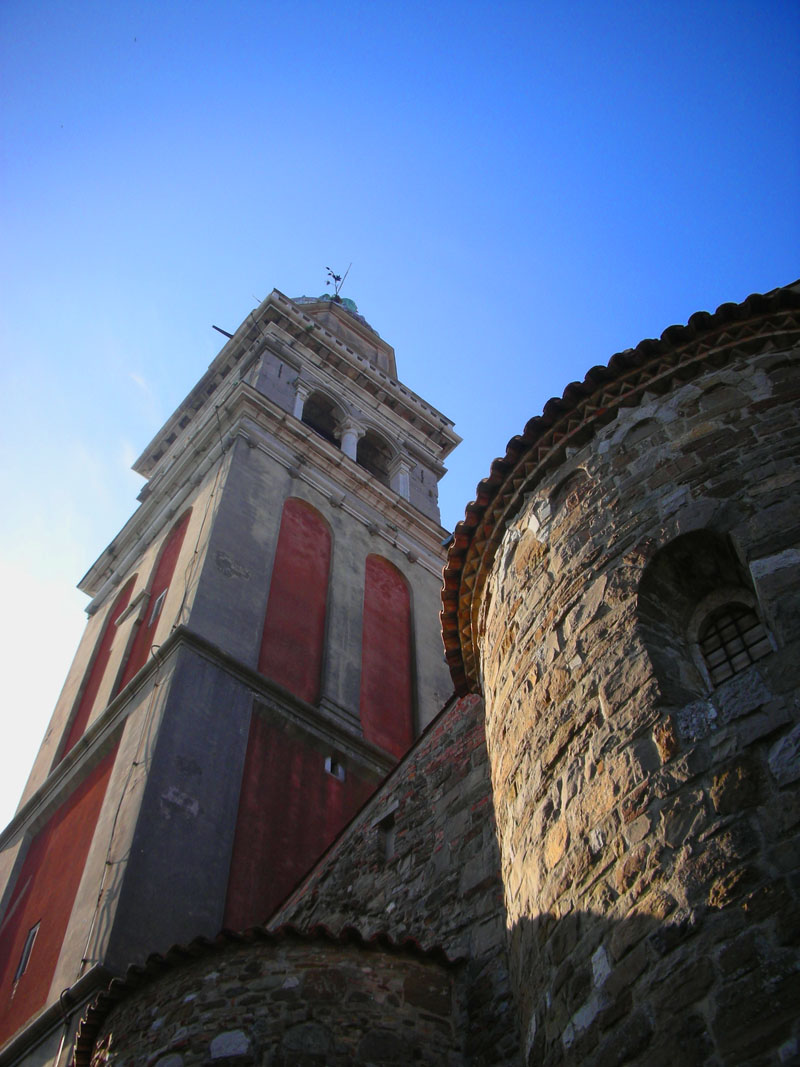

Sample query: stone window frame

[300,387,346,447]
[371,802,399,863]
[13,921,39,984]
[687,587,775,691]
[324,755,346,781]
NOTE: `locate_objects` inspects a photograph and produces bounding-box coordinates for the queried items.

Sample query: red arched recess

[359,555,414,759]
[258,498,331,705]
[116,510,191,693]
[60,577,137,759]
[224,713,375,931]
[0,750,116,1044]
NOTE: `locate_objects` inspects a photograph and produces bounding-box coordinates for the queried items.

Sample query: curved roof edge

[440,281,800,696]
[74,922,462,1067]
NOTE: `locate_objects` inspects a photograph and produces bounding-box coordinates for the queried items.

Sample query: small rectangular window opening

[324,756,346,781]
[377,813,396,862]
[14,922,40,983]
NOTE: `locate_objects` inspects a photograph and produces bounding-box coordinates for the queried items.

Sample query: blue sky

[1,0,798,827]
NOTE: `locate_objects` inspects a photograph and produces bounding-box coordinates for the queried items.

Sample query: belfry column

[338,418,364,461]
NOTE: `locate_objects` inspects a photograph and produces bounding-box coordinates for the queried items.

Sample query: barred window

[698,603,771,685]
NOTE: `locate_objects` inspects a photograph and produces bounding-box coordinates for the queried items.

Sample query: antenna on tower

[325,264,351,303]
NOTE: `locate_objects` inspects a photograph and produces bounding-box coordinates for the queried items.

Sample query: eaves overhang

[134,290,460,479]
[73,923,462,1067]
[441,281,800,696]
[0,624,399,856]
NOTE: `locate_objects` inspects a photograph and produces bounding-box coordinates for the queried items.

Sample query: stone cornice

[134,290,459,479]
[0,627,397,853]
[0,965,110,1067]
[441,282,800,696]
[80,375,450,605]
[265,318,451,474]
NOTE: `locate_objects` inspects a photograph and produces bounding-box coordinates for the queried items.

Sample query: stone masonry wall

[270,694,522,1067]
[478,348,800,1065]
[87,935,463,1067]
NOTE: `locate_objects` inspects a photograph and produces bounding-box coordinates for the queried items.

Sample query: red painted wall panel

[224,714,374,931]
[359,555,413,759]
[117,511,191,693]
[0,750,116,1043]
[258,499,331,705]
[60,578,136,759]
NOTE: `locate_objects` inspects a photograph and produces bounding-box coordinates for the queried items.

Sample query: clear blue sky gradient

[1,0,798,826]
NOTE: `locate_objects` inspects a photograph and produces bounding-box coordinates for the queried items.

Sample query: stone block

[640,1013,713,1067]
[651,955,713,1013]
[593,1009,653,1067]
[544,821,569,870]
[659,789,706,849]
[713,965,800,1059]
[676,700,716,742]
[648,909,702,958]
[402,970,452,1015]
[653,716,681,763]
[209,1029,251,1060]
[709,754,760,814]
[713,668,772,724]
[768,724,800,788]
[603,942,648,999]
[279,1021,332,1056]
[717,929,761,978]
[737,701,793,747]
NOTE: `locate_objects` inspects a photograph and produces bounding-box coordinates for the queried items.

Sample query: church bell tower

[0,290,459,1064]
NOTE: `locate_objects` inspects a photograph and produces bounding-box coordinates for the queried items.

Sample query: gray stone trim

[0,626,395,852]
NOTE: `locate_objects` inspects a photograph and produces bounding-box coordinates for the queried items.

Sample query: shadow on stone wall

[508,900,800,1067]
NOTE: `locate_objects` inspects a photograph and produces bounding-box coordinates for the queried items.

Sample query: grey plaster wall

[185,436,452,740]
[186,438,288,665]
[253,348,297,414]
[408,460,442,523]
[103,647,252,971]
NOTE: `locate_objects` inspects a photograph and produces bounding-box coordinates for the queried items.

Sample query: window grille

[698,603,771,685]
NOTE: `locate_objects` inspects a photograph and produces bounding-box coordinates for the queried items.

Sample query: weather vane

[325,264,351,303]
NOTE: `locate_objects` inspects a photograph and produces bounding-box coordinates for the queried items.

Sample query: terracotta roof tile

[74,923,462,1067]
[441,282,800,695]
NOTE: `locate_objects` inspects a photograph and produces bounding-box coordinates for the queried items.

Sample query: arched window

[357,430,393,487]
[59,576,137,759]
[301,392,342,447]
[258,498,331,705]
[697,602,771,685]
[549,468,590,515]
[359,555,413,758]
[638,530,772,701]
[115,510,192,693]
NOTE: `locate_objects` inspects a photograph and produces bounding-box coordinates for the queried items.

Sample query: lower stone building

[4,282,800,1067]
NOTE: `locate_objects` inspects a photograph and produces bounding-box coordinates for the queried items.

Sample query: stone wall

[477,345,800,1065]
[270,694,522,1067]
[82,932,463,1067]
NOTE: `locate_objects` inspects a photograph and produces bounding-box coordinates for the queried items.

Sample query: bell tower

[0,290,459,1064]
